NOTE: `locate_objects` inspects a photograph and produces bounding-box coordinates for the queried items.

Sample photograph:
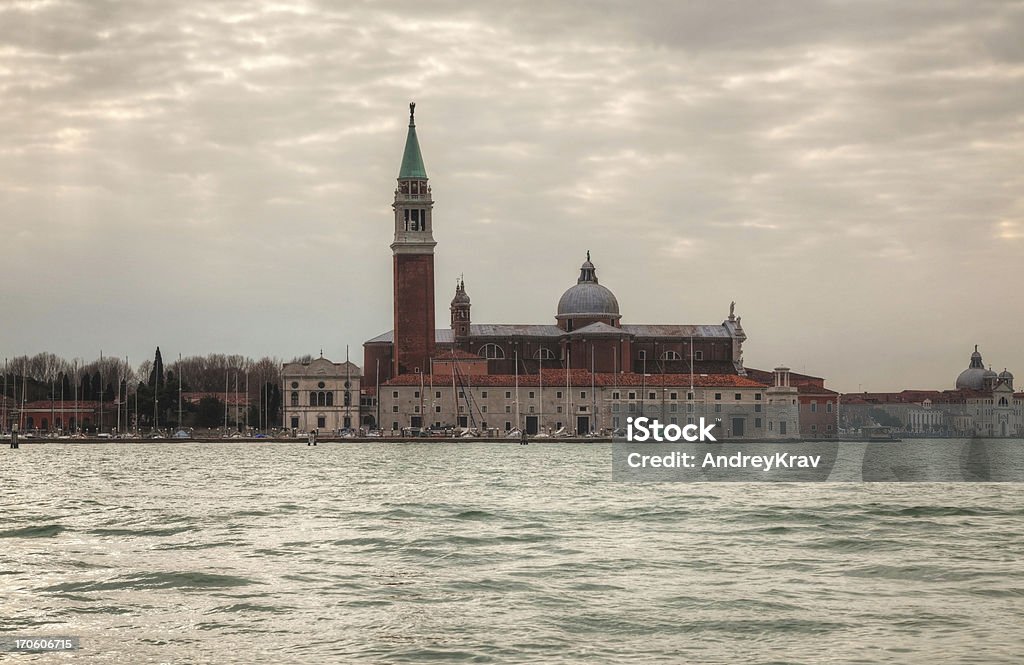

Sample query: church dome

[557,253,620,319]
[999,369,1013,380]
[955,346,987,390]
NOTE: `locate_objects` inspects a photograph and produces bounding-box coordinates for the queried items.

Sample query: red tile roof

[384,370,766,389]
[21,400,102,410]
[797,385,839,395]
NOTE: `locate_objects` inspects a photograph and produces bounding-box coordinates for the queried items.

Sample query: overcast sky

[1,0,1022,391]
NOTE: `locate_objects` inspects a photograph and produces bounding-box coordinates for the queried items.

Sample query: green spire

[398,102,427,179]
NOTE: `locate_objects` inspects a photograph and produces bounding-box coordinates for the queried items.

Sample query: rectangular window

[556,391,563,399]
[715,393,722,400]
[811,402,818,413]
[613,391,620,400]
[434,406,441,413]
[735,393,741,401]
[612,403,620,412]
[670,404,678,413]
[392,421,399,431]
[687,392,694,400]
[414,406,420,413]
[694,351,704,361]
[392,391,399,399]
[413,391,419,398]
[638,350,647,360]
[529,391,535,399]
[628,392,636,400]
[505,406,511,413]
[505,421,512,431]
[826,402,833,413]
[755,394,762,401]
[392,406,398,412]
[528,406,534,413]
[670,392,678,400]
[482,391,488,398]
[649,392,656,400]
[459,391,465,398]
[580,391,586,399]
[482,406,488,413]
[435,391,441,399]
[755,418,762,428]
[579,406,586,412]
[755,404,762,413]
[505,391,512,399]
[557,406,563,413]
[811,424,817,432]
[714,404,721,413]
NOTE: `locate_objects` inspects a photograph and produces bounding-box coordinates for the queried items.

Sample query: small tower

[450,277,471,341]
[391,102,437,376]
[766,366,799,438]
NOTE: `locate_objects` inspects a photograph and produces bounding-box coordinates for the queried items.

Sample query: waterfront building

[361,104,794,436]
[281,356,361,433]
[840,346,1021,437]
[16,400,106,432]
[378,369,777,438]
[747,369,839,438]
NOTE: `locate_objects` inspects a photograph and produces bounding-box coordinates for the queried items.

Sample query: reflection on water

[2,440,1024,663]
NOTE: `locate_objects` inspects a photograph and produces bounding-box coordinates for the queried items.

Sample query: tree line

[2,349,288,429]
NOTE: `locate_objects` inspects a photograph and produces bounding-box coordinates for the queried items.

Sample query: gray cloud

[1,0,1021,390]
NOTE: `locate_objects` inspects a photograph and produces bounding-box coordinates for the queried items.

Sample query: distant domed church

[956,346,1014,392]
[363,108,748,387]
[361,104,805,438]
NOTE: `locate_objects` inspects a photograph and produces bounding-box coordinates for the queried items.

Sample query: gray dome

[999,369,1014,380]
[557,282,620,317]
[556,253,620,320]
[956,346,988,390]
[954,348,987,389]
[956,368,986,390]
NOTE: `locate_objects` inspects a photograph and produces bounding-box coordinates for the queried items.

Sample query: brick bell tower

[391,102,436,376]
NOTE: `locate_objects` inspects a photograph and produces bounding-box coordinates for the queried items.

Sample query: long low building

[377,366,801,438]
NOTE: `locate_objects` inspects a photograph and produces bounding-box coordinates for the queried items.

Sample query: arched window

[999,397,1009,406]
[309,392,317,406]
[326,392,334,406]
[534,348,555,360]
[661,350,682,361]
[479,344,505,359]
[291,391,299,407]
[344,391,352,406]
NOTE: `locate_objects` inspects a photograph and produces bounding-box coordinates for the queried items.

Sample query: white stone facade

[282,357,361,433]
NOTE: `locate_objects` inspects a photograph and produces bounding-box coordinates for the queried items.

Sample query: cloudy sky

[2,0,1022,391]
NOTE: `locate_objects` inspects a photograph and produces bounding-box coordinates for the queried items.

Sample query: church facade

[362,104,798,437]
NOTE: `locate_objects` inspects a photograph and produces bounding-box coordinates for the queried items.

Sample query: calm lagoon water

[2,440,1024,663]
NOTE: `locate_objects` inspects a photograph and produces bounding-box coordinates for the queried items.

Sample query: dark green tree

[148,347,165,389]
[196,396,224,428]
